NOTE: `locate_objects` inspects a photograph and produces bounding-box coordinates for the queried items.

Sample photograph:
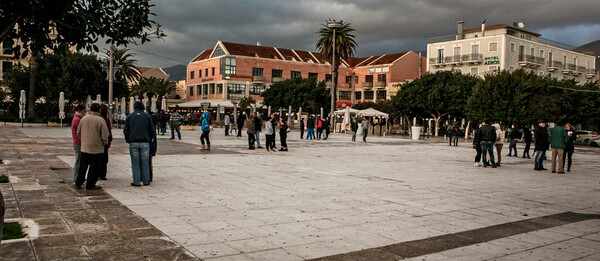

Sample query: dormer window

[287,56,293,61]
[249,53,256,57]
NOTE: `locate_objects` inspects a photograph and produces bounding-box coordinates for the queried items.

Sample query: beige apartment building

[427,21,597,81]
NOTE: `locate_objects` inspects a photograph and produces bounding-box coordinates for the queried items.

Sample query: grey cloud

[130,0,600,68]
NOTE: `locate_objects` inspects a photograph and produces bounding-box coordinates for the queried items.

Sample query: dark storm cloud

[133,0,600,67]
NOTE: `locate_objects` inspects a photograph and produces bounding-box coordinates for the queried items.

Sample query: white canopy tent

[334,108,359,115]
[357,108,389,118]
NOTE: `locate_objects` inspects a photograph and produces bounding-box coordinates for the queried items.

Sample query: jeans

[201,131,210,145]
[551,148,564,172]
[73,144,82,182]
[171,125,181,139]
[129,142,150,185]
[362,128,368,141]
[562,150,573,171]
[306,128,314,139]
[480,141,495,165]
[523,141,531,157]
[225,125,229,136]
[534,150,546,169]
[76,153,102,189]
[352,131,357,141]
[255,131,262,147]
[495,143,503,164]
[280,133,287,148]
[474,143,482,163]
[508,139,518,156]
[265,134,274,150]
[248,133,255,149]
[452,135,459,146]
[161,127,166,135]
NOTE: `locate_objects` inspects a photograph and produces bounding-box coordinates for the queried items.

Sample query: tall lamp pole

[327,20,342,128]
[108,42,115,124]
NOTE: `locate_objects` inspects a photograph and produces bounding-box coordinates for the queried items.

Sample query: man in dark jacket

[253,112,263,148]
[124,101,156,186]
[479,121,497,168]
[307,115,315,140]
[472,123,483,166]
[300,117,305,139]
[533,121,549,171]
[237,113,245,137]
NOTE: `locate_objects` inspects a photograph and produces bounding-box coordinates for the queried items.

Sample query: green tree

[237,96,256,114]
[105,48,141,83]
[130,77,175,100]
[392,71,479,136]
[261,77,330,114]
[1,0,165,115]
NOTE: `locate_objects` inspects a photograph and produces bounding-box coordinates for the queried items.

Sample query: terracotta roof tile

[294,50,318,63]
[222,42,282,59]
[191,50,211,62]
[138,67,155,73]
[368,52,408,65]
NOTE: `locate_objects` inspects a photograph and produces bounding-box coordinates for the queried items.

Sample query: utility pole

[108,42,115,123]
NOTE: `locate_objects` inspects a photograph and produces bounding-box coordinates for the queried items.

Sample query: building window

[437,49,444,63]
[287,56,293,61]
[212,67,215,76]
[355,91,362,100]
[454,46,460,56]
[189,86,194,96]
[540,50,544,58]
[272,69,282,81]
[203,84,208,97]
[2,39,13,55]
[221,56,236,75]
[252,67,263,76]
[211,45,226,58]
[563,55,567,68]
[549,52,553,63]
[190,71,194,79]
[250,85,265,95]
[199,69,202,78]
[573,56,577,66]
[377,74,386,84]
[471,45,479,54]
[1,61,12,79]
[345,76,352,84]
[227,84,245,94]
[470,67,479,75]
[530,47,535,56]
[308,72,318,79]
[489,66,498,72]
[510,43,515,52]
[205,68,208,76]
[364,91,374,100]
[376,90,387,100]
[489,42,497,52]
[325,74,332,82]
[519,46,525,60]
[291,71,301,78]
[217,84,223,94]
[365,75,373,83]
[339,91,351,100]
[196,85,202,96]
[209,83,215,94]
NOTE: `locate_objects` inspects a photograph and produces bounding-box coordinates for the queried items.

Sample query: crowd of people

[472,120,577,173]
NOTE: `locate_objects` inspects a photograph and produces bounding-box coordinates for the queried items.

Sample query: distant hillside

[576,40,600,70]
[162,64,187,81]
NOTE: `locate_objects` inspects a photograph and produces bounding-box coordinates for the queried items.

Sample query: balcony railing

[462,53,483,64]
[375,81,386,88]
[446,55,462,65]
[429,57,446,66]
[547,60,562,72]
[362,82,373,88]
[585,69,598,79]
[272,77,284,83]
[519,55,544,68]
[252,75,266,83]
[567,63,576,71]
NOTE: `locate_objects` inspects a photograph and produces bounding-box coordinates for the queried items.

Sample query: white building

[427,21,597,82]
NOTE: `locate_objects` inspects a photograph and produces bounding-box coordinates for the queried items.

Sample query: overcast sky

[124,0,600,68]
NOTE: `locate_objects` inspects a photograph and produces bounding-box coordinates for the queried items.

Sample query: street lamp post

[327,20,342,129]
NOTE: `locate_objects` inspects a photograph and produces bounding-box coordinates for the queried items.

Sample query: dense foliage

[261,77,330,114]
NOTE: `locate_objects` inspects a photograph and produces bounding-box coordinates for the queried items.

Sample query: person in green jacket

[549,123,569,174]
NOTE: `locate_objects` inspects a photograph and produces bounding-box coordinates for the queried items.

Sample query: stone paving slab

[3,125,600,260]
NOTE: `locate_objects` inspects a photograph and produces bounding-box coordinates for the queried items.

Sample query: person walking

[246,114,255,149]
[472,123,483,166]
[71,104,86,183]
[279,118,288,151]
[200,111,212,150]
[169,110,182,140]
[522,125,532,159]
[237,112,245,137]
[446,124,453,146]
[253,112,263,149]
[159,110,168,135]
[324,116,330,140]
[124,101,156,186]
[533,121,549,171]
[75,103,109,190]
[563,123,577,172]
[479,121,497,168]
[265,116,274,151]
[151,110,159,135]
[451,124,460,146]
[98,104,113,180]
[361,117,369,142]
[549,122,568,174]
[493,124,504,167]
[300,116,305,139]
[351,117,358,142]
[316,116,323,140]
[507,124,521,157]
[306,115,315,140]
[224,112,231,136]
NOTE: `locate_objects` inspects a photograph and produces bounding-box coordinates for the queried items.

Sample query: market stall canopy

[358,108,389,118]
[170,100,264,109]
[334,108,359,115]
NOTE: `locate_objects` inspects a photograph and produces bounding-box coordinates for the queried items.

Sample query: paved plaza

[1,125,600,260]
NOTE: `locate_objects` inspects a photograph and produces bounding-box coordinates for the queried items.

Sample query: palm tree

[105,48,141,83]
[150,77,176,98]
[315,20,358,71]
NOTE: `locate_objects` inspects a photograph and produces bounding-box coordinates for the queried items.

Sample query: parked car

[588,137,600,147]
[575,130,598,144]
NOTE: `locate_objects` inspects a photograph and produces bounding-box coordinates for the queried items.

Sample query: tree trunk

[27,55,38,116]
[433,115,442,136]
[464,120,471,140]
[403,115,412,135]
